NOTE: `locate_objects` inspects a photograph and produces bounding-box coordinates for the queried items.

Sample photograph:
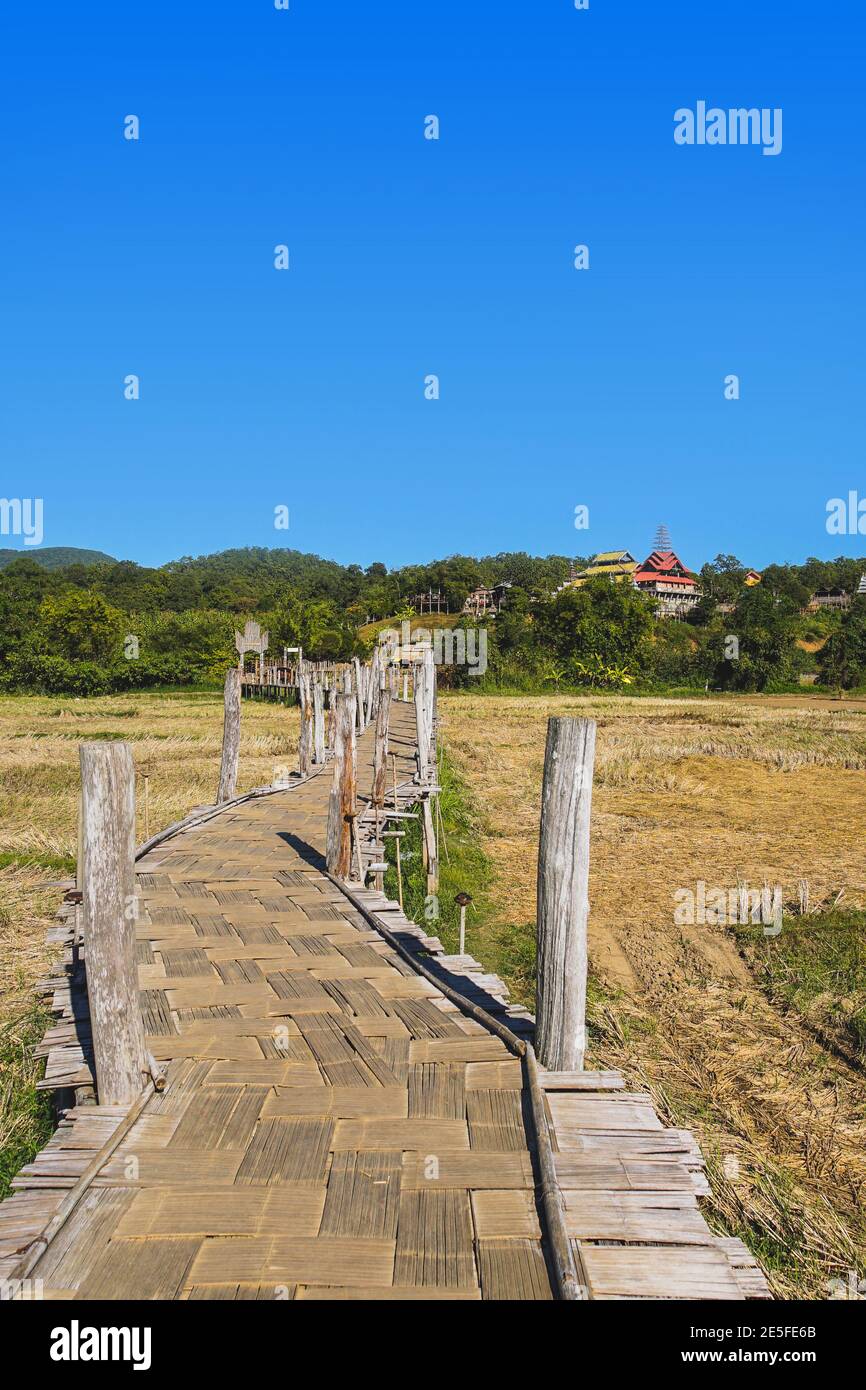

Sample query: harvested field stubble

[440,691,866,1298]
[0,690,300,1178]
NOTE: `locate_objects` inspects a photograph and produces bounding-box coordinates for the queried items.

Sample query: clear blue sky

[1,1,864,572]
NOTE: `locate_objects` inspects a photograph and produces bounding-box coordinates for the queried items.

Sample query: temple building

[633,548,701,618]
[559,550,639,589]
[462,582,512,617]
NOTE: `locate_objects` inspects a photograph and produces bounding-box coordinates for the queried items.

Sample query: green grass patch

[0,851,76,873]
[734,908,866,1061]
[381,748,540,1007]
[0,1004,55,1202]
[382,747,494,953]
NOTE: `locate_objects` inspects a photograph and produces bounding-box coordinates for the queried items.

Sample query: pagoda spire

[652,523,672,552]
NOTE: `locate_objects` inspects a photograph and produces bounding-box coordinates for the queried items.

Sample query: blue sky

[1,1,864,572]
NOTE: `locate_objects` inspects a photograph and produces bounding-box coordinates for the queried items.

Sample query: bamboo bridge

[0,652,769,1301]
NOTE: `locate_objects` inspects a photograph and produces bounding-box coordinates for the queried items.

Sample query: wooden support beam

[414,669,428,784]
[535,716,596,1072]
[216,668,241,803]
[371,689,391,808]
[298,666,313,776]
[327,683,337,754]
[353,658,364,731]
[312,678,326,764]
[365,647,379,726]
[326,693,357,878]
[79,742,147,1105]
[422,794,439,895]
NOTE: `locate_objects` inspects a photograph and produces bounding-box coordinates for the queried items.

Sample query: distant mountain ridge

[0,546,116,571]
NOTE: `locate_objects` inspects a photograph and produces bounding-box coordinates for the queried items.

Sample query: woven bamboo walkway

[0,701,769,1300]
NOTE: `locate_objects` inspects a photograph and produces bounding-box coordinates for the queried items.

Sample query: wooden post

[327,683,337,754]
[217,668,241,803]
[353,658,364,731]
[313,679,326,764]
[425,649,436,756]
[414,669,428,784]
[402,671,408,702]
[365,648,379,726]
[422,794,438,895]
[298,668,313,776]
[79,742,147,1105]
[76,787,84,891]
[455,893,472,957]
[535,717,596,1073]
[395,832,404,910]
[326,693,357,877]
[371,690,391,809]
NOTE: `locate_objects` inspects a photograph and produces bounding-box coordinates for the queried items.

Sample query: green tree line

[1,549,865,695]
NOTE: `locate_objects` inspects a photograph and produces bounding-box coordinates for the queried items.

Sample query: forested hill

[0,547,581,617]
[0,546,115,571]
[2,544,865,695]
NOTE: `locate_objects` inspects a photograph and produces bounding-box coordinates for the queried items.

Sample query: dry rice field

[440,691,866,1297]
[0,692,300,1020]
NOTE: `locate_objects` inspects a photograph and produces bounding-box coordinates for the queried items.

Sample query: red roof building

[633,550,701,618]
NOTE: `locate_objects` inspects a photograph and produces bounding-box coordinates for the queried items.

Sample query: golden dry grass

[440,690,866,1297]
[0,691,300,1021]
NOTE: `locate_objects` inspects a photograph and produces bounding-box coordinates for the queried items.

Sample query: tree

[714,586,799,691]
[818,598,866,689]
[533,577,654,669]
[37,590,125,661]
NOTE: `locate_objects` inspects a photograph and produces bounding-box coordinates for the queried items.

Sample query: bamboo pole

[371,689,391,809]
[414,672,428,784]
[422,795,438,895]
[365,647,379,726]
[325,693,357,877]
[535,717,596,1072]
[353,658,364,731]
[327,683,337,753]
[298,667,313,776]
[313,678,326,764]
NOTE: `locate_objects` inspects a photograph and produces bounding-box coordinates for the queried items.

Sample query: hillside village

[450,526,865,623]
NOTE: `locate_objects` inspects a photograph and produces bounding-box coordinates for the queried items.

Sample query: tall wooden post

[371,690,391,808]
[425,649,436,755]
[327,683,337,754]
[365,648,378,727]
[326,694,357,877]
[402,671,408,702]
[217,668,241,803]
[535,717,596,1073]
[79,742,147,1105]
[352,658,364,731]
[414,669,428,784]
[313,679,326,764]
[422,795,439,895]
[298,668,313,776]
